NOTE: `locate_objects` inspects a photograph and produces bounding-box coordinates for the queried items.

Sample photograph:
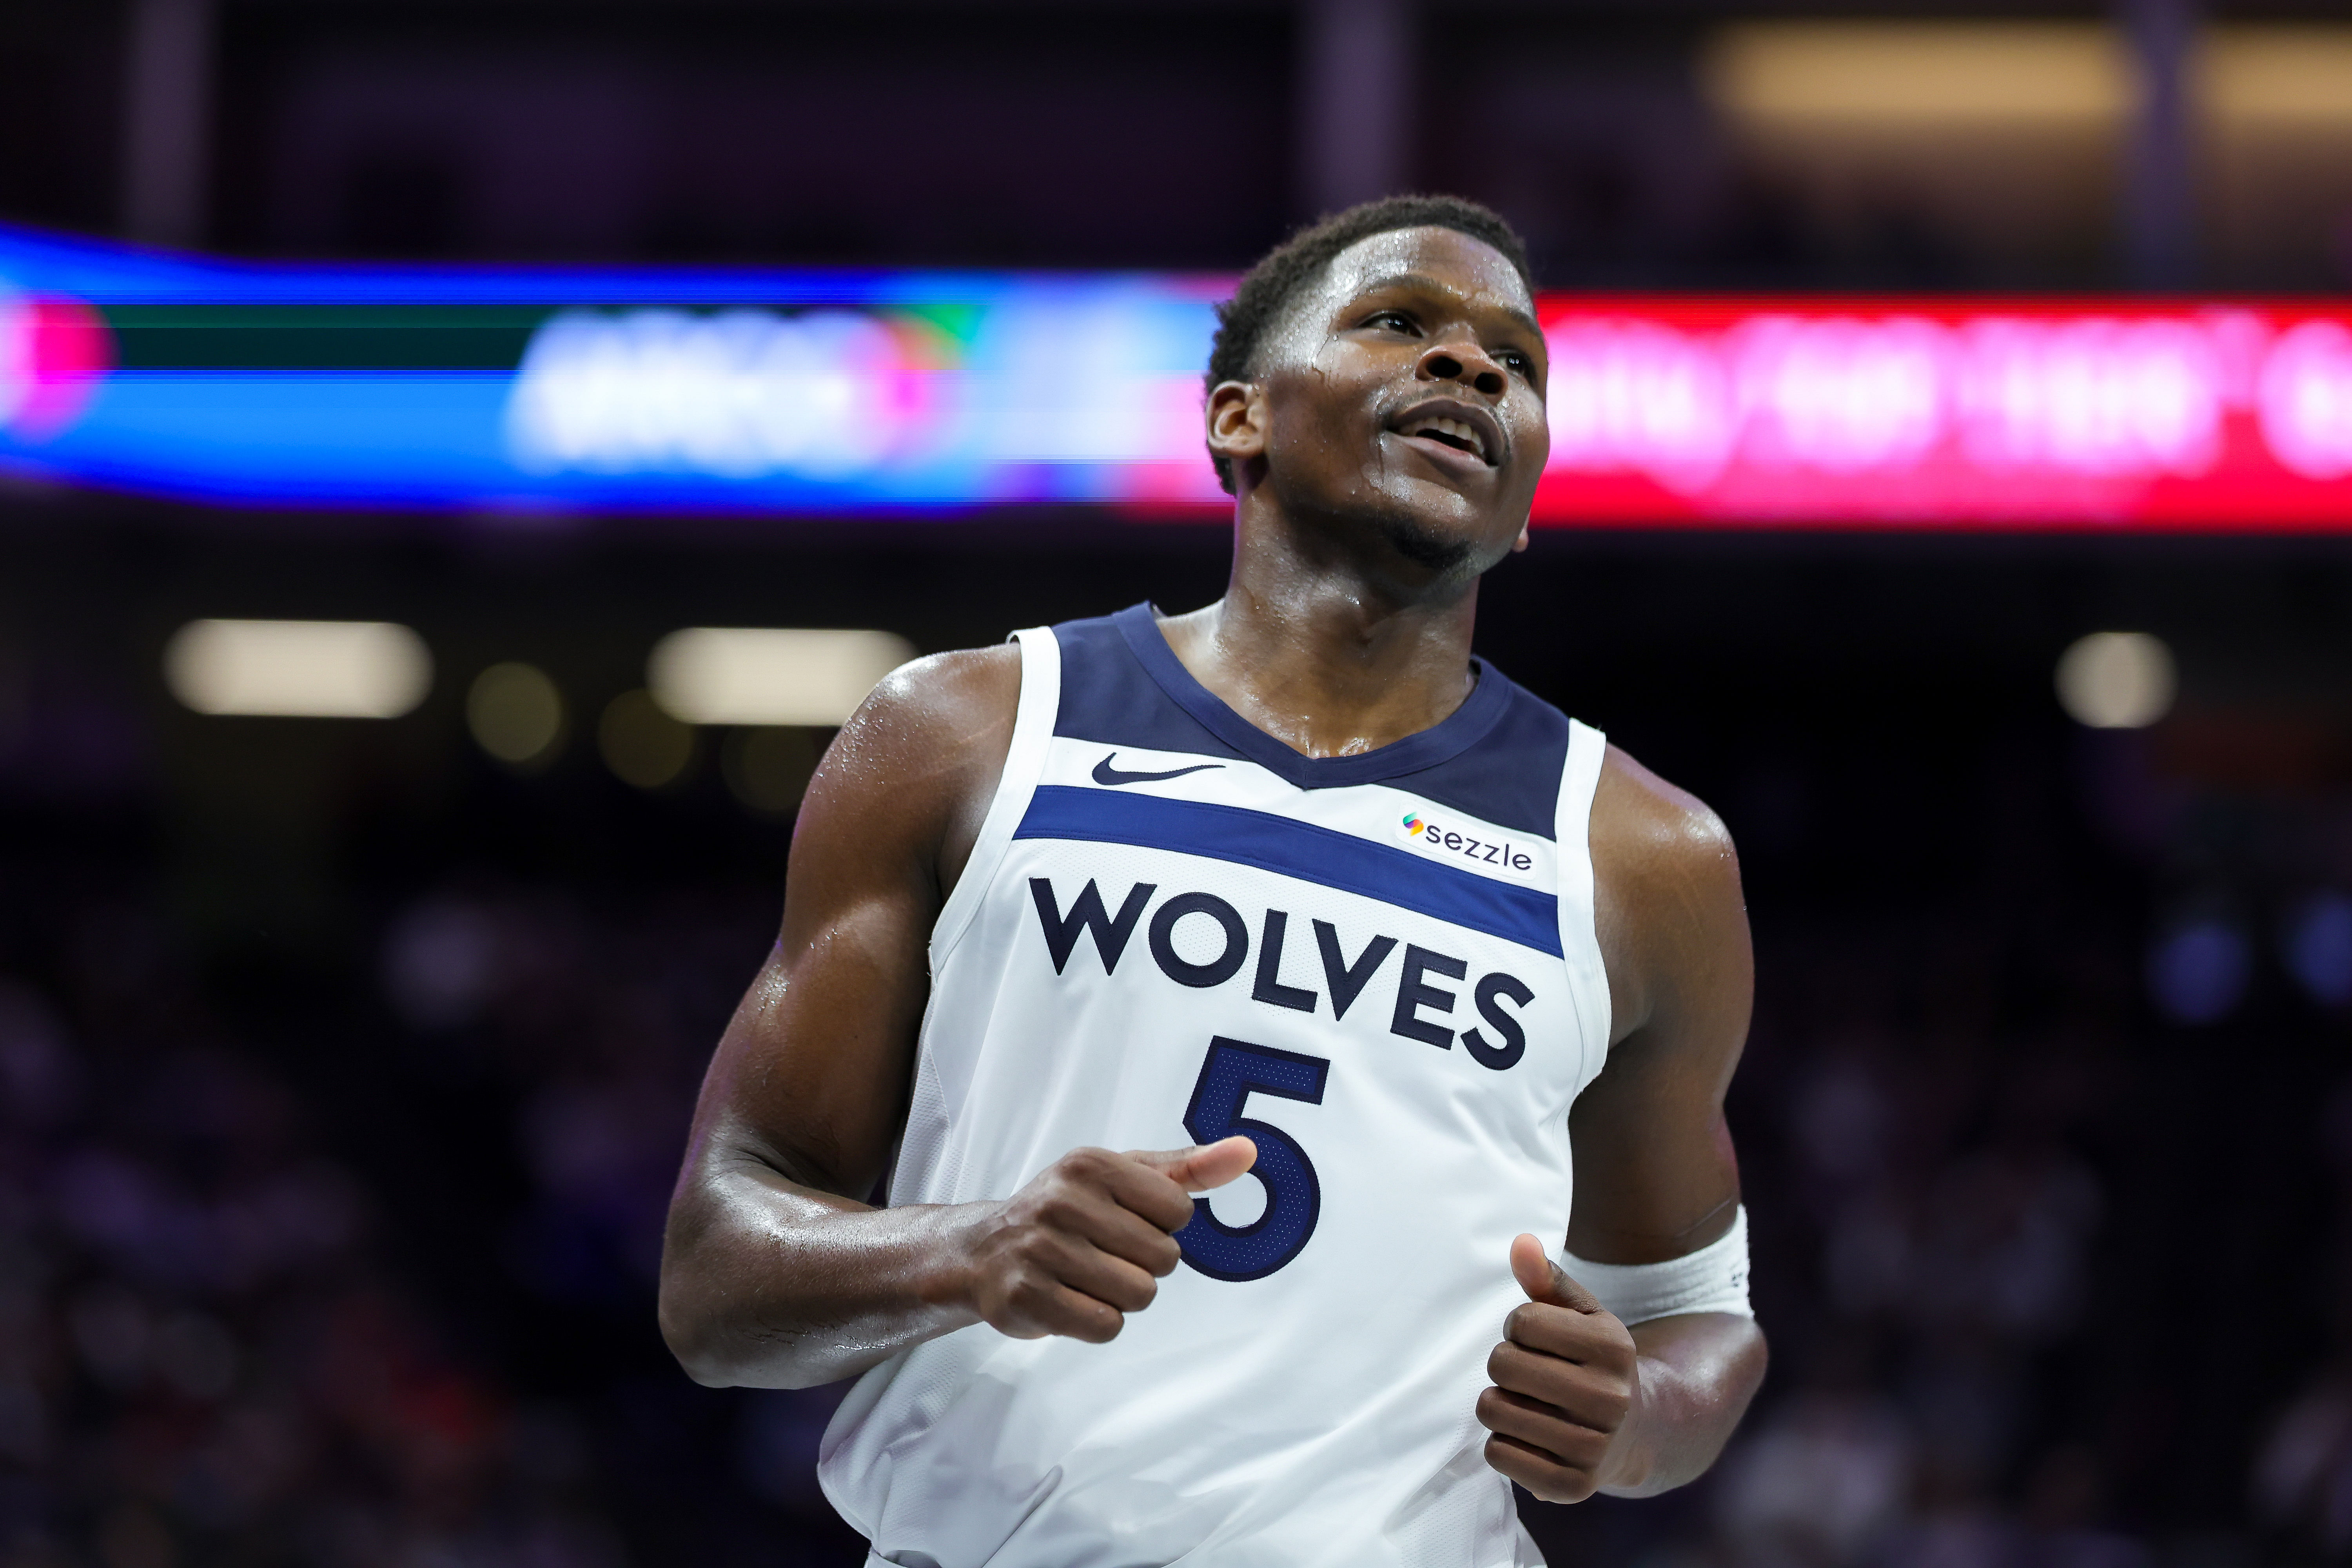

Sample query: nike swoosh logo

[1091,753,1225,787]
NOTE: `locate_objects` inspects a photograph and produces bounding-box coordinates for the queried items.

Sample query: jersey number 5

[1175,1038,1330,1282]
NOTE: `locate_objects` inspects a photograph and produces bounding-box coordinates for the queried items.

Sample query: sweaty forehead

[1314,227,1534,322]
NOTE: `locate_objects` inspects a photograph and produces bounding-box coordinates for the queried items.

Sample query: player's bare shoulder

[1587,744,1750,1047]
[1590,745,1739,897]
[826,642,1022,791]
[797,642,1024,897]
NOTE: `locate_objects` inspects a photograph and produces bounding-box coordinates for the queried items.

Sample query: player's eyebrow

[1350,271,1544,341]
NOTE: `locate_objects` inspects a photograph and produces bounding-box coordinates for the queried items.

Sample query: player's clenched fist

[953,1138,1256,1344]
[1477,1233,1639,1503]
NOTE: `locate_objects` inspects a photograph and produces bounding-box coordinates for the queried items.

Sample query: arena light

[466,662,564,764]
[647,628,915,728]
[165,619,432,718]
[2204,28,2352,129]
[2055,632,2175,729]
[1703,23,2129,130]
[599,690,697,789]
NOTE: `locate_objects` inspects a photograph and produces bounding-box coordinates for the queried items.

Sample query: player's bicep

[1565,1056,1742,1265]
[686,649,1018,1201]
[1568,753,1754,1265]
[703,907,931,1202]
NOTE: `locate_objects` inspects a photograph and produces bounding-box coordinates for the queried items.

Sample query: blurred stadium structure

[0,0,2341,286]
[5,3,2352,1568]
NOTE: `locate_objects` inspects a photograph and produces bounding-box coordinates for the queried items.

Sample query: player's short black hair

[1203,194,1533,493]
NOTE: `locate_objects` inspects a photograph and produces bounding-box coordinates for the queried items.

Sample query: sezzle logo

[1399,809,1533,872]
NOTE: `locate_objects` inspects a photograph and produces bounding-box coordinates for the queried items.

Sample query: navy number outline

[1173,1037,1331,1282]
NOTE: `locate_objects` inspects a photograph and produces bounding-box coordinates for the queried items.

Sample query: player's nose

[1415,338,1508,399]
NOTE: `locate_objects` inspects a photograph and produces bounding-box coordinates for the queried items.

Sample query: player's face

[1216,227,1550,576]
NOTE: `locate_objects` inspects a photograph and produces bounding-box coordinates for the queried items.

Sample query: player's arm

[1477,745,1768,1501]
[657,647,1252,1390]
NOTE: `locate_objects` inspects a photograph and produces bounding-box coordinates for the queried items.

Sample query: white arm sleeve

[1559,1205,1754,1325]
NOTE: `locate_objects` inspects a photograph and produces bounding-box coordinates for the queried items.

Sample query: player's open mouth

[1387,401,1501,467]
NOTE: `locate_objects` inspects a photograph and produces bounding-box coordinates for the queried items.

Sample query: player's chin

[1371,493,1522,573]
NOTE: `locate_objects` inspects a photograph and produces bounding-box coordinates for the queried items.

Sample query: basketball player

[659,195,1766,1566]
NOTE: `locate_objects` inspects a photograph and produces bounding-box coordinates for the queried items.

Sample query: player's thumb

[1510,1233,1605,1314]
[1132,1137,1257,1193]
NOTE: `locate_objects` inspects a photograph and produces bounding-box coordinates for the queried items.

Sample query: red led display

[1527,298,2352,529]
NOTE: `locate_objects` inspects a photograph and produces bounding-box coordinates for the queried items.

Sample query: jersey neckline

[1111,601,1514,790]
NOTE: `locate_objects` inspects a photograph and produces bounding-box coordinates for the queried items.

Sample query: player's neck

[1156,535,1481,761]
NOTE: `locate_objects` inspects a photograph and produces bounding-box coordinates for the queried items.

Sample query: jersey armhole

[928,625,1060,970]
[1555,719,1614,1080]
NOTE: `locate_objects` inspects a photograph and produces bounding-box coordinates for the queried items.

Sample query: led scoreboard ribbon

[0,224,1229,512]
[3,220,2351,527]
[1532,300,2352,528]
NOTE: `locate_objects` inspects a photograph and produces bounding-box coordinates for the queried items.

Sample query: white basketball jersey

[820,604,1613,1568]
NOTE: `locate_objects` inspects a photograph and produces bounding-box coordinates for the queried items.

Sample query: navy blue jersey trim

[1045,603,1581,841]
[1385,688,1573,842]
[1111,604,1515,791]
[1014,785,1564,958]
[1051,610,1247,760]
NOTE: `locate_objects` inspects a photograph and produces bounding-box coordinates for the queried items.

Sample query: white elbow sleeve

[1560,1205,1754,1325]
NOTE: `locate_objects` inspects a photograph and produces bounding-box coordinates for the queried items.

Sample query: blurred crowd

[1681,915,2138,1568]
[0,846,858,1566]
[11,956,452,1565]
[0,916,625,1568]
[2,688,2350,1568]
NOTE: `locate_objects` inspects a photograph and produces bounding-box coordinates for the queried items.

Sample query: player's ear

[1206,380,1268,469]
[1512,521,1531,553]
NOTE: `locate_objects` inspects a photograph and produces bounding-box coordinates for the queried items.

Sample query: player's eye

[1362,309,1418,334]
[1494,343,1544,384]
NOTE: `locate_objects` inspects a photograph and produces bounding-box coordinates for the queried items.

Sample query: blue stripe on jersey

[1013,785,1564,958]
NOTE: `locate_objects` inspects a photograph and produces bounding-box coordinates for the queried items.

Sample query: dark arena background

[5,4,2352,1568]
